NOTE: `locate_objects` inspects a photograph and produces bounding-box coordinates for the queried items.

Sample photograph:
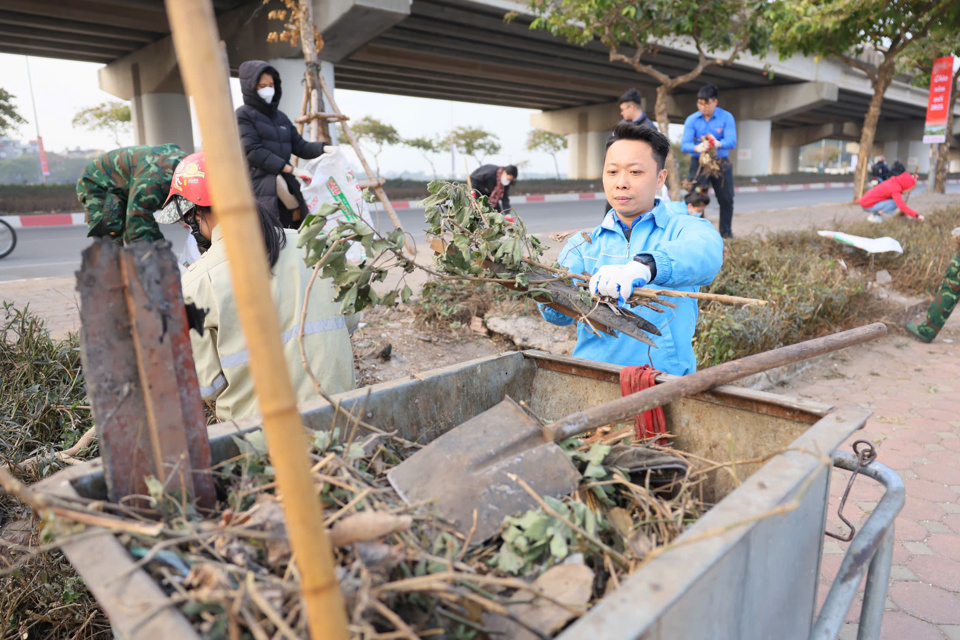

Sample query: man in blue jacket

[681,83,737,238]
[540,122,724,375]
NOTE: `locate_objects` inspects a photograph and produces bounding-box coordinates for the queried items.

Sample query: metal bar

[858,526,896,640]
[810,455,905,640]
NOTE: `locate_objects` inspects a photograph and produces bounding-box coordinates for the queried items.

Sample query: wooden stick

[314,73,415,257]
[164,2,349,639]
[639,289,768,306]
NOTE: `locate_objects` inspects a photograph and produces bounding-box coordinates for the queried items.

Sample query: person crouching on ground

[666,191,710,218]
[77,143,187,245]
[154,151,356,421]
[470,164,517,213]
[859,172,924,223]
[539,122,724,375]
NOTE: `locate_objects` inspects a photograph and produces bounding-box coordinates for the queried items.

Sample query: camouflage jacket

[77,143,187,244]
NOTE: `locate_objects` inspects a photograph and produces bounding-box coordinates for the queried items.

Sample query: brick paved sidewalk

[0,277,78,339]
[778,318,960,640]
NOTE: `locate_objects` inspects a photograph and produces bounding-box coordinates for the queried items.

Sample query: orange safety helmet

[165,151,210,207]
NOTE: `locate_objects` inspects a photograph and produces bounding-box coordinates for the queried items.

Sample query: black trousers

[690,157,735,238]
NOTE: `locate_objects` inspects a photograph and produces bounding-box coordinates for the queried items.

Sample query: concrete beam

[724,82,839,122]
[352,43,628,96]
[779,122,861,148]
[530,102,620,136]
[315,0,410,61]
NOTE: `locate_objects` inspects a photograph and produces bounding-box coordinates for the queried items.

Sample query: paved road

[2,184,957,282]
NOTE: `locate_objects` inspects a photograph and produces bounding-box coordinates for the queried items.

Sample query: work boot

[905,322,935,343]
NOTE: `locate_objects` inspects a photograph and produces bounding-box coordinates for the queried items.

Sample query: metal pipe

[858,526,896,640]
[810,456,905,640]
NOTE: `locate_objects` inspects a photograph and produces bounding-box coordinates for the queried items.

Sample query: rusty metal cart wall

[39,350,903,640]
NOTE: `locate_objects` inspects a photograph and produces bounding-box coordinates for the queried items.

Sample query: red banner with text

[37,136,50,177]
[924,56,955,144]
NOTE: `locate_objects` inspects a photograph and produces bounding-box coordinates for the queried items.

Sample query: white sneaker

[867,214,883,223]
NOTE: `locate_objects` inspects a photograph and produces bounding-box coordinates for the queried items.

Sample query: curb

[4,178,959,225]
[1,213,86,228]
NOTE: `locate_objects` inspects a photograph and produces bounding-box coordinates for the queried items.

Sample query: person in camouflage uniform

[76,143,187,245]
[905,228,960,343]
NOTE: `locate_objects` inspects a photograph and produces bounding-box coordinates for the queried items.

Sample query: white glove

[293,168,313,184]
[323,145,340,154]
[589,261,652,304]
[715,140,723,149]
[694,142,708,153]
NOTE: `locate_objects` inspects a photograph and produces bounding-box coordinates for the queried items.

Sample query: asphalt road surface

[2,184,957,282]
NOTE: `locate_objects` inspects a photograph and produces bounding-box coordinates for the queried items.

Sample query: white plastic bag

[178,228,203,273]
[300,148,375,263]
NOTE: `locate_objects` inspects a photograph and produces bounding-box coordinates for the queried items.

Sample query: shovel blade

[388,397,581,542]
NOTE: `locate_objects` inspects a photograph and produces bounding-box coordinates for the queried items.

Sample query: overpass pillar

[568,129,609,180]
[530,102,620,180]
[733,120,771,177]
[266,58,338,144]
[100,39,195,152]
[131,82,194,152]
[769,129,799,174]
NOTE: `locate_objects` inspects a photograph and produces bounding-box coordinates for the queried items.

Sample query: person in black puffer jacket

[236,60,326,229]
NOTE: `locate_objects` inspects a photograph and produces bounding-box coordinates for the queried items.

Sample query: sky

[0,53,570,179]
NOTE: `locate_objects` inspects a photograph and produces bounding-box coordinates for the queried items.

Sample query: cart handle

[810,454,905,640]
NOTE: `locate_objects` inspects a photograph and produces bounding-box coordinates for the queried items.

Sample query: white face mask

[501,174,512,186]
[257,86,275,102]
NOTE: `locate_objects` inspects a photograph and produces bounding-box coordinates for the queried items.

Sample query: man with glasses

[681,84,737,239]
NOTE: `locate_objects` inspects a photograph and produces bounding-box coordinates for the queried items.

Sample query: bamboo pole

[163,2,349,639]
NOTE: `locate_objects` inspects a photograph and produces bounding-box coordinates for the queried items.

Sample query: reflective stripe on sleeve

[219,316,348,370]
[199,373,226,398]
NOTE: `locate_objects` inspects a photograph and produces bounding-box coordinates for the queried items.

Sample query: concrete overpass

[2,0,956,178]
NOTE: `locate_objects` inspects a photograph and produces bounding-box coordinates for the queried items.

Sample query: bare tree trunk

[552,153,561,179]
[654,84,681,199]
[853,64,895,199]
[298,0,329,143]
[935,68,960,194]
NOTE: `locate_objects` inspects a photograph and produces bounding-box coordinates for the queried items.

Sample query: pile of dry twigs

[27,420,721,640]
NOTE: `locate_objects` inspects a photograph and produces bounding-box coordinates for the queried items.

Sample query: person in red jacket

[858,172,924,223]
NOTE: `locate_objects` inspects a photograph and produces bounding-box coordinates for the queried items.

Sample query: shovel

[388,323,886,541]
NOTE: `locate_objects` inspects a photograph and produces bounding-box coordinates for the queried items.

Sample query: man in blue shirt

[681,84,737,238]
[540,122,724,375]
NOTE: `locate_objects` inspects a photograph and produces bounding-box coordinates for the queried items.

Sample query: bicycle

[0,218,17,259]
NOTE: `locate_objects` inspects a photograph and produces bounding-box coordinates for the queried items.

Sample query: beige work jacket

[182,226,356,421]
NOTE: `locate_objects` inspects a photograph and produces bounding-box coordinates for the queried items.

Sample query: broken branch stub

[77,239,215,508]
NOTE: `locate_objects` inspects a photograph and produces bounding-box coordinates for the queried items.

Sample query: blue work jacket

[540,201,723,375]
[681,107,737,159]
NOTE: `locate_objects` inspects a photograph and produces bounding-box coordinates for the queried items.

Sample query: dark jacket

[470,164,512,212]
[236,60,325,227]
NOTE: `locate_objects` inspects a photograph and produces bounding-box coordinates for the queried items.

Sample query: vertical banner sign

[924,56,955,144]
[37,136,50,176]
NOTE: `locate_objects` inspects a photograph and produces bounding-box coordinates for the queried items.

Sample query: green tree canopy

[771,0,960,197]
[525,129,567,179]
[72,101,131,148]
[526,0,771,196]
[446,126,501,167]
[404,135,443,180]
[348,116,401,177]
[0,88,27,137]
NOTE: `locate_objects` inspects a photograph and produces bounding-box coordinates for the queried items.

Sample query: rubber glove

[293,168,313,184]
[694,142,708,153]
[589,261,652,305]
